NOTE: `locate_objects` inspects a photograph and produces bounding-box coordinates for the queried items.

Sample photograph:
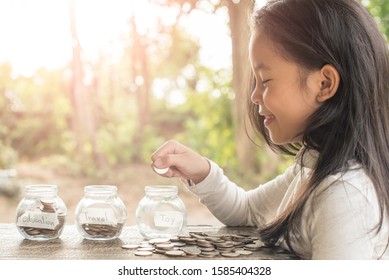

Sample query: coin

[40,199,54,206]
[149,238,171,244]
[182,246,201,256]
[205,236,223,243]
[155,243,175,250]
[169,236,181,242]
[179,237,197,243]
[153,166,169,174]
[197,240,214,248]
[171,242,186,247]
[221,252,240,258]
[216,241,234,248]
[189,233,205,239]
[165,250,185,256]
[199,252,219,258]
[235,250,253,255]
[134,251,153,256]
[201,247,216,252]
[200,250,220,257]
[122,244,139,250]
[217,247,234,252]
[244,243,263,251]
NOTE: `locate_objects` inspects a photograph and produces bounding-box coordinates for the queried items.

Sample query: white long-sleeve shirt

[187,149,389,259]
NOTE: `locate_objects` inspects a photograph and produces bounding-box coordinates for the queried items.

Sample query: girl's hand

[151,140,211,184]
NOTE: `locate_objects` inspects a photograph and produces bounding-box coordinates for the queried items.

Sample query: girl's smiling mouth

[263,114,275,126]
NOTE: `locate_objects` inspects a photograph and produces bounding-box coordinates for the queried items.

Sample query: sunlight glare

[0,0,235,78]
[255,0,268,8]
[0,0,180,77]
[0,0,70,76]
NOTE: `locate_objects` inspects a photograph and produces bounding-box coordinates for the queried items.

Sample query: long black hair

[248,0,389,254]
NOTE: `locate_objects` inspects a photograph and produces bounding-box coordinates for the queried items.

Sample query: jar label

[78,207,117,225]
[17,211,59,230]
[154,211,183,228]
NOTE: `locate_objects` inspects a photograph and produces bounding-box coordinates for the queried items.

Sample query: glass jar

[75,185,127,240]
[15,184,67,240]
[136,185,187,239]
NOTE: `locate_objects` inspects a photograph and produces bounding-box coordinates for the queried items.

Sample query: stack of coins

[19,200,66,237]
[40,200,56,213]
[122,231,269,258]
[81,223,124,238]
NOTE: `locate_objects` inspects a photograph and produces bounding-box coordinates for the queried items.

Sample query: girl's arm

[151,140,295,227]
[307,172,387,259]
[186,160,296,227]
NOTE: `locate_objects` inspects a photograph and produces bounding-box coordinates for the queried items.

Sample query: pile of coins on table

[19,199,66,237]
[81,223,124,238]
[122,231,266,258]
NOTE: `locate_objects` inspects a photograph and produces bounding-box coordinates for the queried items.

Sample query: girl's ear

[316,64,340,103]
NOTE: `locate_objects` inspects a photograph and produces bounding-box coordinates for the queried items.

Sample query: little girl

[151,0,389,259]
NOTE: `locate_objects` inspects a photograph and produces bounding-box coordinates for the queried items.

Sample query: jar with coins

[75,185,127,240]
[15,184,67,240]
[136,185,187,239]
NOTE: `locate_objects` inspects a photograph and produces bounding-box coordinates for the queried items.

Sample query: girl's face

[249,30,322,145]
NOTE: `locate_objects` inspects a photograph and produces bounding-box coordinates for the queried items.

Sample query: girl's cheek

[262,90,272,106]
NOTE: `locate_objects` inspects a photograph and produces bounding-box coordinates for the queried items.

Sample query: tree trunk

[68,0,97,158]
[129,15,151,161]
[227,0,258,173]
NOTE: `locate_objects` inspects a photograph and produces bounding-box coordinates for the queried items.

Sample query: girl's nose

[250,85,263,105]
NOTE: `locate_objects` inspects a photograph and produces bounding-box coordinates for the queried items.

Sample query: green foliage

[97,119,137,165]
[0,141,18,169]
[149,25,201,79]
[177,67,237,171]
[138,125,168,164]
[0,67,72,158]
[364,0,389,41]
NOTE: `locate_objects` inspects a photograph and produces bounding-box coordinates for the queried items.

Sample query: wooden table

[0,223,299,260]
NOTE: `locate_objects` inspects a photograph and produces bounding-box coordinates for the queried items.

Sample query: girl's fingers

[151,140,211,183]
[151,140,184,162]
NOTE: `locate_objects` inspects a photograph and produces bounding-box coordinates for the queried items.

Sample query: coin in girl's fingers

[153,166,170,174]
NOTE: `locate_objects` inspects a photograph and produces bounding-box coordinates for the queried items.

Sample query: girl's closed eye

[262,79,271,85]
